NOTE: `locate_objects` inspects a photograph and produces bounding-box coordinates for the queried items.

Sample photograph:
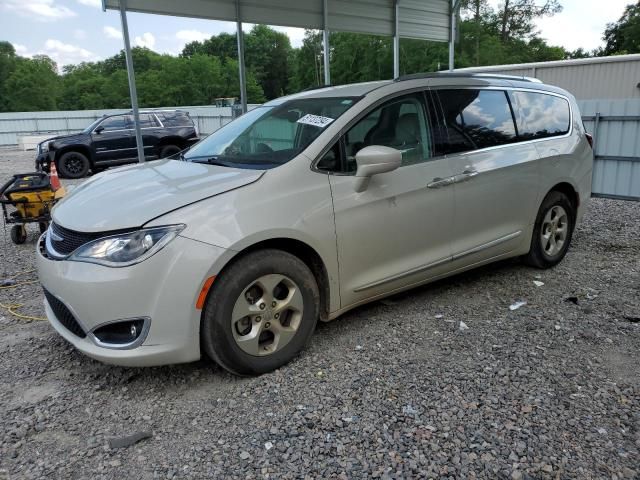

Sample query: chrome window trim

[92,113,163,134]
[312,85,575,175]
[153,113,164,128]
[310,86,435,174]
[88,317,151,350]
[430,85,574,157]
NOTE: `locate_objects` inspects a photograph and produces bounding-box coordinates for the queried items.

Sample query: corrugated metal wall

[0,106,253,147]
[579,99,640,200]
[457,55,640,100]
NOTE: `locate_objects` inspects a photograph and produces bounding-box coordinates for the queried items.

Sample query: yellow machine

[0,172,66,244]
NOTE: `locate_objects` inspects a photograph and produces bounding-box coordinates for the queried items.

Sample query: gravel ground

[0,148,638,479]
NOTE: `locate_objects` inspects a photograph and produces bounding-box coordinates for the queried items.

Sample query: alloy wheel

[231,274,304,356]
[64,154,85,175]
[540,205,568,257]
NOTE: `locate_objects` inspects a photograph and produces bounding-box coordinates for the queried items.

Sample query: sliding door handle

[427,176,454,189]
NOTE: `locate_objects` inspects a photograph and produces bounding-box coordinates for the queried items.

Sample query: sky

[0,0,632,71]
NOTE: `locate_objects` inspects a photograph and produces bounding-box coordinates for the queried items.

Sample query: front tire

[201,249,320,376]
[58,151,90,179]
[523,191,575,269]
[160,144,181,158]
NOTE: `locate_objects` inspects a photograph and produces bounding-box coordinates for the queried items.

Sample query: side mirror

[94,125,104,134]
[353,145,401,192]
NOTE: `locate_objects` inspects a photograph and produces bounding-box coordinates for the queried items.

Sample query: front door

[324,92,456,309]
[434,88,540,263]
[92,114,135,163]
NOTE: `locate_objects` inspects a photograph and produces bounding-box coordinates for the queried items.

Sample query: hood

[52,159,264,232]
[46,133,87,145]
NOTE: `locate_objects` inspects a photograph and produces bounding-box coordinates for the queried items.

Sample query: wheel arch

[547,181,580,212]
[214,237,332,322]
[157,136,186,151]
[54,145,93,166]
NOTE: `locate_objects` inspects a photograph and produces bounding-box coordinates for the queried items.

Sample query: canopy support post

[323,0,330,86]
[118,0,145,164]
[393,0,400,78]
[449,0,460,71]
[236,0,248,113]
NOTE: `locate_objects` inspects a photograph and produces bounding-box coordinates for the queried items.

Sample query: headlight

[68,225,185,267]
[39,142,49,153]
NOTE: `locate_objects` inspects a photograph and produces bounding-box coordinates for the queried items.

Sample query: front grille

[49,222,105,256]
[43,288,86,338]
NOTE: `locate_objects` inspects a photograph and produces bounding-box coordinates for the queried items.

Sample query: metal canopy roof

[103,0,457,165]
[103,0,451,42]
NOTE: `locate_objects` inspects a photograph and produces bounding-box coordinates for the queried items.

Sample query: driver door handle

[453,168,480,184]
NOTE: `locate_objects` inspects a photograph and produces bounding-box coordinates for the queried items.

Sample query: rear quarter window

[158,112,193,127]
[509,91,571,140]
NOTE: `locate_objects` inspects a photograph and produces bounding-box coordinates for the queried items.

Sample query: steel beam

[323,0,331,85]
[236,0,248,113]
[393,0,400,78]
[448,0,461,71]
[118,0,145,164]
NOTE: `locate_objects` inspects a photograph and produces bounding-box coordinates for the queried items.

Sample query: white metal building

[456,55,640,201]
[456,54,640,100]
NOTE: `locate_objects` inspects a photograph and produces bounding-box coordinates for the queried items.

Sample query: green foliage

[0,3,637,113]
[604,1,640,55]
[5,55,59,111]
[0,41,17,111]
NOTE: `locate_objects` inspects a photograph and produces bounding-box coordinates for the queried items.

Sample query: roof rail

[395,72,542,83]
[300,84,332,92]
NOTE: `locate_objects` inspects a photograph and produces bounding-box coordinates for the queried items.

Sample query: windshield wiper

[187,156,231,167]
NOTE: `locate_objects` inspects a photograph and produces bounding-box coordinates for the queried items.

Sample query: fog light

[91,318,149,349]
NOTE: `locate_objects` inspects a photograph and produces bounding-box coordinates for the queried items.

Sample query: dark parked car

[36,110,199,178]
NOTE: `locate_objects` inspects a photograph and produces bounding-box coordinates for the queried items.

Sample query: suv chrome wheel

[540,205,568,256]
[232,274,304,356]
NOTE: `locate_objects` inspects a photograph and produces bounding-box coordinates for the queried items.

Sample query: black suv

[36,110,199,178]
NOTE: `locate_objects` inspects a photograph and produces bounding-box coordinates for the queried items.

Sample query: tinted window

[343,93,432,172]
[437,89,517,153]
[99,115,130,131]
[510,91,570,140]
[159,112,193,127]
[138,114,160,128]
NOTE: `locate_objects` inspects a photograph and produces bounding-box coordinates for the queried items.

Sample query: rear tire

[523,191,575,269]
[10,225,27,244]
[58,151,90,179]
[160,144,181,158]
[201,249,320,376]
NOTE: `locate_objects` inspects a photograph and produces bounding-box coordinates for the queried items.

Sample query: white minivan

[37,73,593,375]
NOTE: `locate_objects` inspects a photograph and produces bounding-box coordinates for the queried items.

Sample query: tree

[244,25,292,98]
[5,55,60,111]
[495,0,562,42]
[0,41,17,111]
[288,30,323,91]
[604,1,640,55]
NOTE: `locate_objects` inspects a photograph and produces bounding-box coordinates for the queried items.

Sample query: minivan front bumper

[36,233,227,367]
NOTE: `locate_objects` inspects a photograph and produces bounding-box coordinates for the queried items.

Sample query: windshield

[183,97,359,168]
[83,117,104,133]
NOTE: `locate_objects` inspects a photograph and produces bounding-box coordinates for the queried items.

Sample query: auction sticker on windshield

[297,114,334,128]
